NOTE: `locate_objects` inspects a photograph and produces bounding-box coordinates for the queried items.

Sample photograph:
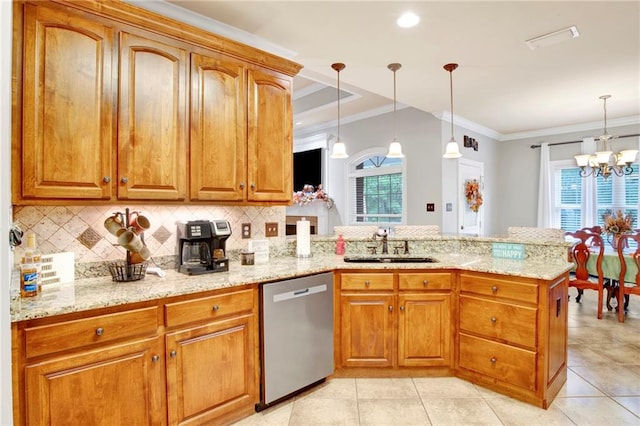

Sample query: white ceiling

[147,1,640,141]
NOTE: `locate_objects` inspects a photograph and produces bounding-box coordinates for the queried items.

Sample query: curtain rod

[530,133,640,149]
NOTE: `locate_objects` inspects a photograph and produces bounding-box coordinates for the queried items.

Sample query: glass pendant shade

[331,139,348,159]
[595,150,612,164]
[386,138,404,158]
[443,138,462,159]
[575,154,591,167]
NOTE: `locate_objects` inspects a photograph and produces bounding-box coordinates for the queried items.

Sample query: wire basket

[108,261,147,282]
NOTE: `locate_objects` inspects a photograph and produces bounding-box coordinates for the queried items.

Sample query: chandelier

[574,95,637,179]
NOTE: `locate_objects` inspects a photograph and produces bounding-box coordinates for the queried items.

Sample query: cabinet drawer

[460,274,538,304]
[459,333,536,391]
[340,273,394,291]
[25,307,158,358]
[165,289,255,328]
[398,272,452,291]
[460,295,537,348]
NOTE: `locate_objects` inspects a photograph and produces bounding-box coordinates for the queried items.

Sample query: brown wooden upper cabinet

[118,31,188,201]
[190,52,247,201]
[13,0,301,205]
[20,3,114,200]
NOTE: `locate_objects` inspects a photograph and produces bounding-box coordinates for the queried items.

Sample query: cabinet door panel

[247,68,292,202]
[165,315,257,424]
[190,52,246,201]
[547,278,568,382]
[25,338,165,426]
[340,294,394,367]
[21,4,113,199]
[398,294,451,367]
[118,32,187,200]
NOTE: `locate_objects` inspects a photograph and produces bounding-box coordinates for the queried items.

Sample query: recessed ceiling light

[525,25,580,50]
[397,11,420,28]
[295,121,303,126]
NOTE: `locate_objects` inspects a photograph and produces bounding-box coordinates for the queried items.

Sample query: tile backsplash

[12,205,286,265]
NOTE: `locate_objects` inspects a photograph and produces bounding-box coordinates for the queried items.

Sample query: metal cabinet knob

[120,177,128,184]
[423,280,429,286]
[95,327,104,336]
[212,305,220,312]
[388,305,393,312]
[152,355,160,363]
[250,183,256,190]
[170,350,177,358]
[103,176,111,183]
[490,357,497,364]
[491,285,498,293]
[239,182,245,189]
[400,305,405,312]
[491,316,497,323]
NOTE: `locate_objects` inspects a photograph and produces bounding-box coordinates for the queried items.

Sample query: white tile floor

[235,290,640,425]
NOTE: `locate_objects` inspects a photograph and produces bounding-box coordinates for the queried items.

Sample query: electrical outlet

[241,223,251,239]
[426,203,435,212]
[265,222,278,237]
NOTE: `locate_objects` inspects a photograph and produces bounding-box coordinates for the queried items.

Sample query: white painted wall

[1,1,14,423]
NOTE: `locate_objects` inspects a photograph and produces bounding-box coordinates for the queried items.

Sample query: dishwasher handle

[273,284,327,303]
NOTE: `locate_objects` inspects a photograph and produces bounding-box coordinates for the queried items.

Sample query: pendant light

[386,63,404,158]
[443,63,462,159]
[330,62,348,159]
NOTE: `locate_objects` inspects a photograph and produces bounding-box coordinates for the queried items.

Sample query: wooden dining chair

[616,233,640,322]
[566,230,605,319]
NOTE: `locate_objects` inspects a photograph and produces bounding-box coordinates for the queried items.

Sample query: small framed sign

[492,242,525,260]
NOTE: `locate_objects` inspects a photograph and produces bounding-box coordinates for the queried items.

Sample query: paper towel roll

[296,218,311,257]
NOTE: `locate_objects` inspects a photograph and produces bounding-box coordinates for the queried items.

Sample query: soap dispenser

[336,234,345,255]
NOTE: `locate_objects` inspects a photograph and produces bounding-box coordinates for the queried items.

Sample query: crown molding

[432,111,502,141]
[500,115,640,141]
[123,0,298,60]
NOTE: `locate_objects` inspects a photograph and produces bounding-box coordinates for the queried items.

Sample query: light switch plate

[242,223,251,239]
[265,222,278,237]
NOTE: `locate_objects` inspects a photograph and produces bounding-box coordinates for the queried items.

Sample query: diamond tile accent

[78,227,102,250]
[152,225,172,245]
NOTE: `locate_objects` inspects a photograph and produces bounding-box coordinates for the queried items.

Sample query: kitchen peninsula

[11,236,572,425]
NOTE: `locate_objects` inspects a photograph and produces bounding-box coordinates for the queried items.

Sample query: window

[348,150,405,225]
[551,160,639,232]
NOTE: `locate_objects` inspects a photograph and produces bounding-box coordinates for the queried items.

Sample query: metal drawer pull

[491,316,497,323]
[95,327,104,336]
[152,355,160,363]
[491,285,498,293]
[423,280,429,286]
[212,305,220,311]
[364,280,370,287]
[170,350,177,358]
[490,357,497,364]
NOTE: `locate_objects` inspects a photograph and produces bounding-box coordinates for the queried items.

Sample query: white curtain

[581,137,597,227]
[536,143,553,227]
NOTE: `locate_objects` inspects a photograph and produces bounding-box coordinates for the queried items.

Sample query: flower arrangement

[292,184,334,209]
[464,179,483,213]
[602,210,634,235]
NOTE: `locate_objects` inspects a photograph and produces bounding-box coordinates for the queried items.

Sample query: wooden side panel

[118,31,187,200]
[21,3,113,199]
[246,67,292,202]
[190,52,246,201]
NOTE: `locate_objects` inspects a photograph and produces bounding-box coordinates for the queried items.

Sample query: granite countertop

[11,253,573,322]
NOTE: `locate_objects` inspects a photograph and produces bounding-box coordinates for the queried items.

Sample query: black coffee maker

[177,220,232,275]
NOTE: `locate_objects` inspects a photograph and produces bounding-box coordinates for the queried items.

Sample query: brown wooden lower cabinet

[337,271,454,370]
[335,269,568,409]
[12,286,259,426]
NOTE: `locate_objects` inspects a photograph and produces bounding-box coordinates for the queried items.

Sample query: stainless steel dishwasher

[257,272,334,409]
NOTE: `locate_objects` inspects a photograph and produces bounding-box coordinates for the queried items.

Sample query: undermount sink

[343,256,439,263]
